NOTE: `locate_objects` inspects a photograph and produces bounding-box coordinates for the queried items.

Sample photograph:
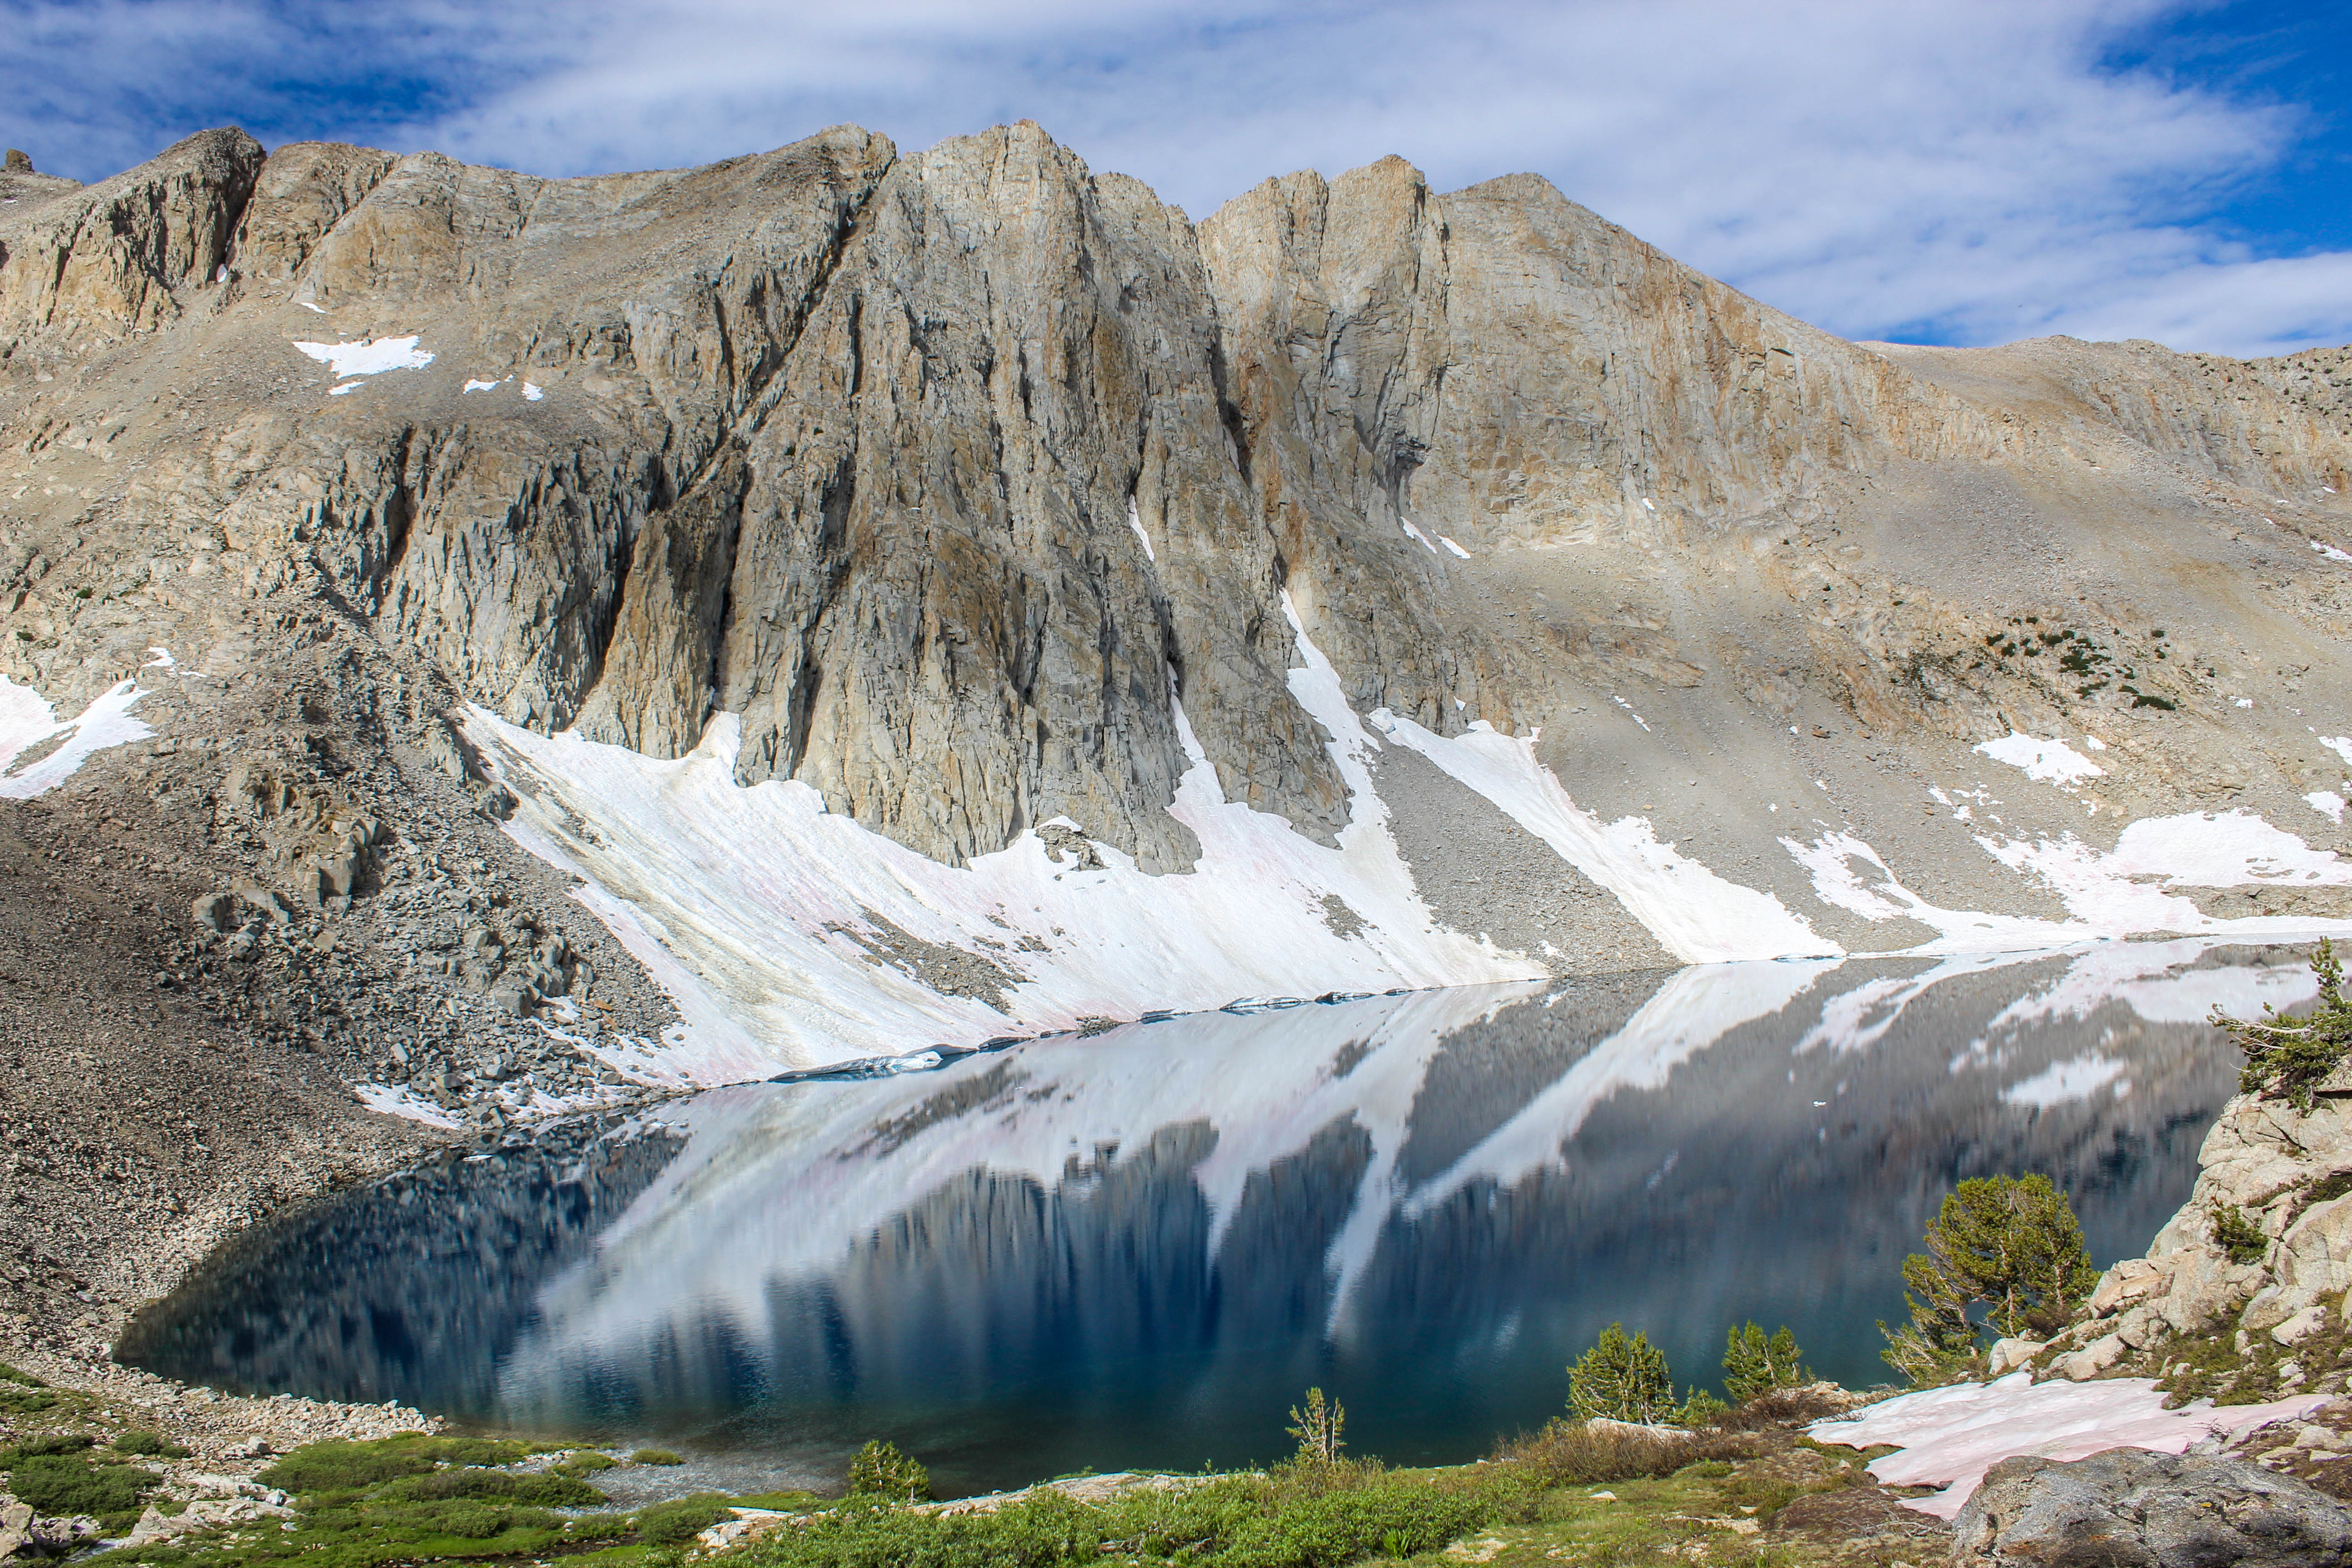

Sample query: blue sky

[5,0,2349,357]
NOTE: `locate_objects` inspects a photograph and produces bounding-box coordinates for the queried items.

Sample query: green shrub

[637,1494,736,1544]
[1216,1483,1486,1568]
[564,1512,636,1541]
[631,1447,686,1466]
[731,1474,1491,1568]
[0,1362,45,1387]
[1882,1174,2093,1381]
[377,1499,559,1539]
[375,1467,605,1508]
[0,1434,93,1464]
[5,1453,159,1516]
[846,1439,931,1502]
[558,1449,617,1472]
[2219,941,2352,1111]
[257,1435,525,1494]
[1722,1323,1809,1403]
[1568,1323,1676,1423]
[113,1429,194,1458]
[2211,1203,2269,1265]
[1673,1387,1730,1427]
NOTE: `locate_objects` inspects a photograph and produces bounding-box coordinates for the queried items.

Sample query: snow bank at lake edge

[1808,1374,2324,1518]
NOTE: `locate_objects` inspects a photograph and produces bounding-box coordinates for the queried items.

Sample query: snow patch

[142,647,175,669]
[1127,496,1154,562]
[1809,1375,2325,1518]
[1438,535,1470,559]
[328,382,363,396]
[2322,737,2352,767]
[1788,811,2352,949]
[293,335,433,378]
[523,382,545,402]
[1398,517,1439,554]
[352,1083,463,1129]
[1362,698,1834,965]
[1975,732,2105,785]
[462,378,505,394]
[1781,832,2083,951]
[0,676,152,798]
[2313,538,2352,564]
[2308,790,2347,824]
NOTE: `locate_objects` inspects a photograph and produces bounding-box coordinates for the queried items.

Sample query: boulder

[0,1497,33,1557]
[1988,1337,2045,1376]
[1952,1449,2352,1566]
[2085,1259,2166,1319]
[2054,1333,2127,1382]
[189,890,235,932]
[231,881,294,925]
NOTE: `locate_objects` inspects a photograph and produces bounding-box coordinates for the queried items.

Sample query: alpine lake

[118,940,2308,1499]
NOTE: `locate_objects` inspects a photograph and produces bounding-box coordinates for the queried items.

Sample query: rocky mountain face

[5,118,2352,1126]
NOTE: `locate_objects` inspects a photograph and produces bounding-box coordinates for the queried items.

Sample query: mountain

[4,117,2352,1149]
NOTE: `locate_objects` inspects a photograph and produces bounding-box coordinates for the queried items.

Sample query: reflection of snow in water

[1998,1052,2130,1109]
[486,939,2297,1418]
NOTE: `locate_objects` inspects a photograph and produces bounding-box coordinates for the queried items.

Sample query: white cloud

[5,0,2347,357]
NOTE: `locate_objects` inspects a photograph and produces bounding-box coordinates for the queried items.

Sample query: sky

[4,0,2348,358]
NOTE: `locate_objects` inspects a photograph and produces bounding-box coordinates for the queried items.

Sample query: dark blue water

[118,941,2309,1497]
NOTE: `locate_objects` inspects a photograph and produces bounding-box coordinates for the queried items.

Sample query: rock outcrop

[1953,1449,2352,1567]
[2053,1064,2352,1408]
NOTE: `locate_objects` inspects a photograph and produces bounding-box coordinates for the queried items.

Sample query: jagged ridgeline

[6,121,2352,1072]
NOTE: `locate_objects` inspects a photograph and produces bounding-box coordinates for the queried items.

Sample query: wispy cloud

[4,0,2347,357]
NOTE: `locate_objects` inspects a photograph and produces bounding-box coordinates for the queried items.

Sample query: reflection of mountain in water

[117,1116,686,1411]
[122,942,2312,1495]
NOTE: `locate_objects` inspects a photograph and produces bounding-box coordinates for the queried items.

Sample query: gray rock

[231,882,294,926]
[1952,1449,2352,1567]
[190,891,235,932]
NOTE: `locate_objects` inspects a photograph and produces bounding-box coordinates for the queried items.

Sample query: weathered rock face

[0,127,262,343]
[1953,1449,2352,1567]
[7,116,2352,976]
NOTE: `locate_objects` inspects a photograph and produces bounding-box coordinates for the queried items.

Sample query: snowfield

[0,673,152,799]
[464,601,2352,1078]
[1810,1374,2325,1517]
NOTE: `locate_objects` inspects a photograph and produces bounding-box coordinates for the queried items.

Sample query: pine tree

[1286,1387,1346,1465]
[1882,1174,2094,1382]
[1568,1323,1675,1423]
[2216,939,2352,1111]
[846,1439,931,1501]
[1721,1323,1808,1403]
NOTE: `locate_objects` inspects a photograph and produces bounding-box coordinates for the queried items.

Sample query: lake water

[119,941,2313,1498]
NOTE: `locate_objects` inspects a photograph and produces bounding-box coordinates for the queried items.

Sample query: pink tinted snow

[1807,1373,2324,1519]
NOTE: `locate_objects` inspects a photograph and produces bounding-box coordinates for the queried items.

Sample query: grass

[51,1410,1918,1568]
[630,1448,685,1466]
[0,1358,59,1414]
[255,1435,536,1494]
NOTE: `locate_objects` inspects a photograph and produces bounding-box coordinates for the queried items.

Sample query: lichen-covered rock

[1952,1449,2352,1566]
